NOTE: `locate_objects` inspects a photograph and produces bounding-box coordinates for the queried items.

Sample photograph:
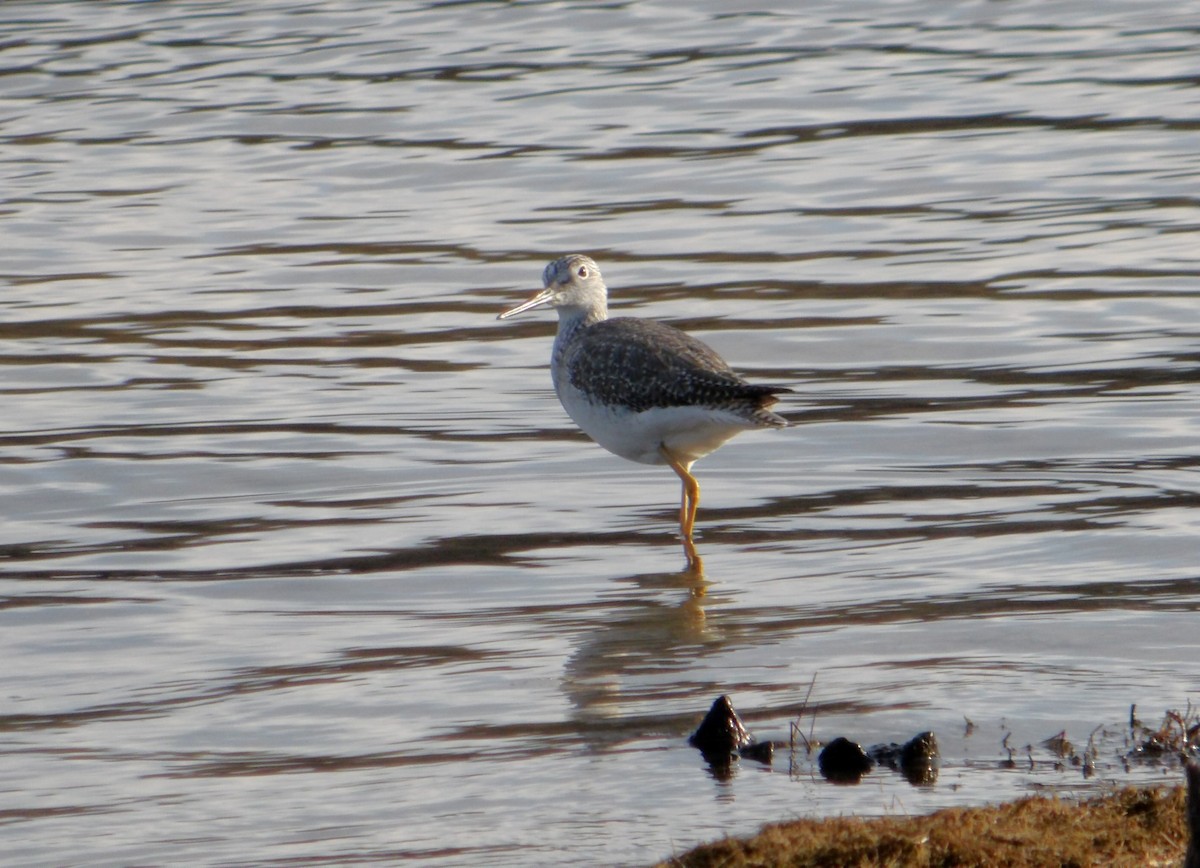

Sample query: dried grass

[657,784,1190,868]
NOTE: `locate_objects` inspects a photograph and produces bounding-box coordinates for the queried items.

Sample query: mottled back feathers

[562,317,789,425]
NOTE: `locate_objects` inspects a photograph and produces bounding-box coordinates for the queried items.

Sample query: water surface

[2,1,1198,865]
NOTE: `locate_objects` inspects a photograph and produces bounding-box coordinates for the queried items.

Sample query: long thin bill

[498,288,553,320]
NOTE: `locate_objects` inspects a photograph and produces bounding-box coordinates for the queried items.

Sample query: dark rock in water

[867,731,940,786]
[814,731,939,786]
[900,731,940,786]
[688,695,775,775]
[738,740,774,764]
[689,695,753,758]
[819,736,873,783]
[899,731,938,763]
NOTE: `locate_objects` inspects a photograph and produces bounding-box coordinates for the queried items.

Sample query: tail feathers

[752,407,790,428]
[751,386,793,428]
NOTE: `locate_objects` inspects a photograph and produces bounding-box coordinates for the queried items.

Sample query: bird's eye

[577,266,588,278]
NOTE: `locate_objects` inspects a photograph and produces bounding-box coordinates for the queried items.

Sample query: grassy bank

[657,784,1190,867]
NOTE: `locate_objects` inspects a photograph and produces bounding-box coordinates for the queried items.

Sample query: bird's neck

[554,302,607,345]
[551,302,607,385]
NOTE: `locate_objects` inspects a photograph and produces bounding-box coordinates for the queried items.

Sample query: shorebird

[499,254,789,566]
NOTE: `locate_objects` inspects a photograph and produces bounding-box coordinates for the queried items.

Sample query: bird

[498,254,790,567]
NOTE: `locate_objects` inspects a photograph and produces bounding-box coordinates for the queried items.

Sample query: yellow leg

[678,481,688,535]
[659,444,701,566]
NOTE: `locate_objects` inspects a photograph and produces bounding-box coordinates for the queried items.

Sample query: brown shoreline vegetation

[658,782,1189,868]
[660,705,1199,867]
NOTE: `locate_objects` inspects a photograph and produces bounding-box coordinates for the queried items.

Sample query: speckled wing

[564,317,789,423]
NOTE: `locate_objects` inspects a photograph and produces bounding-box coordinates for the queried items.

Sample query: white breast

[556,378,754,466]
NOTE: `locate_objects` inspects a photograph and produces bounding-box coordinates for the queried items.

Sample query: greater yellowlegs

[498,254,790,566]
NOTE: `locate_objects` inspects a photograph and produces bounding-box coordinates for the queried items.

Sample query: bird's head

[498,254,607,320]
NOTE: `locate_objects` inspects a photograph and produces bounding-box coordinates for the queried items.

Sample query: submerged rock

[738,740,774,764]
[688,695,775,774]
[819,737,873,783]
[869,731,941,786]
[817,731,940,786]
[689,695,753,757]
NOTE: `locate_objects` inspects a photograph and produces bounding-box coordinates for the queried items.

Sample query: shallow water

[2,0,1199,865]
